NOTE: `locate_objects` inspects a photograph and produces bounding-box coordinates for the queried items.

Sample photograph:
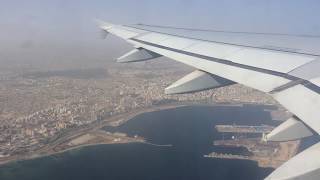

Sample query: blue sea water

[0,105,275,180]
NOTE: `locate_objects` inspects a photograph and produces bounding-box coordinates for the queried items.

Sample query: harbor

[206,124,300,168]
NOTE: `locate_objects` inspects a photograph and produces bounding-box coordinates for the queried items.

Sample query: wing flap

[266,142,320,180]
[132,38,291,92]
[226,48,314,73]
[185,41,244,60]
[107,25,316,76]
[99,22,318,75]
[289,59,320,80]
[273,84,320,133]
[135,33,316,73]
[130,23,320,56]
[157,36,197,50]
[136,32,169,44]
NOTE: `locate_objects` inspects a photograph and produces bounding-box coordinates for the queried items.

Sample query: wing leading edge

[98,21,320,180]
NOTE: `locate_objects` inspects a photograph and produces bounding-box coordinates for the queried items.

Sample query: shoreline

[0,102,191,166]
[0,102,281,167]
[0,138,174,167]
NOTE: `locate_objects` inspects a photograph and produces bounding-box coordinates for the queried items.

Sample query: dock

[204,152,250,160]
[207,124,300,168]
[215,125,274,134]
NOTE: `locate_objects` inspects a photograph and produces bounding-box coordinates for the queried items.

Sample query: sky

[0,0,320,67]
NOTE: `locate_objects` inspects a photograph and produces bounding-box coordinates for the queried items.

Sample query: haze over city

[1,0,319,68]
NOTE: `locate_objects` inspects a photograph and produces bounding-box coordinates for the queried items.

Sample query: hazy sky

[1,0,320,67]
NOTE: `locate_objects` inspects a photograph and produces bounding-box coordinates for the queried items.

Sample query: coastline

[0,102,286,168]
[0,102,190,166]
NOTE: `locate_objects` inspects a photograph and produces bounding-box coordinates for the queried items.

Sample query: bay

[0,105,275,180]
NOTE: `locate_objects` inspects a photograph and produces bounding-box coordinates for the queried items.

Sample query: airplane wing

[97,20,320,180]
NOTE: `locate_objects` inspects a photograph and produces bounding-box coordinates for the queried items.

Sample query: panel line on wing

[270,79,307,93]
[130,38,298,79]
[132,23,320,38]
[130,38,320,95]
[126,25,320,56]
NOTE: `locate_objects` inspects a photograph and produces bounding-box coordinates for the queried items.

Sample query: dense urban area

[0,55,279,164]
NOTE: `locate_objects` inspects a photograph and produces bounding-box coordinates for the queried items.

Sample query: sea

[0,104,276,180]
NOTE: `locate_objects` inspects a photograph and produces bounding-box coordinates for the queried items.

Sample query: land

[0,57,291,167]
[205,124,299,168]
[0,103,186,165]
[208,138,300,168]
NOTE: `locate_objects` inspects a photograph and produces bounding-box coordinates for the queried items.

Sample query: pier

[206,124,300,168]
[215,125,274,134]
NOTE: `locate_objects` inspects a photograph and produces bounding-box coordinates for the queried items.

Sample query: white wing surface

[98,21,320,180]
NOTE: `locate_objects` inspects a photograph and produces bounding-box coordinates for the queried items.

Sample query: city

[0,58,279,164]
